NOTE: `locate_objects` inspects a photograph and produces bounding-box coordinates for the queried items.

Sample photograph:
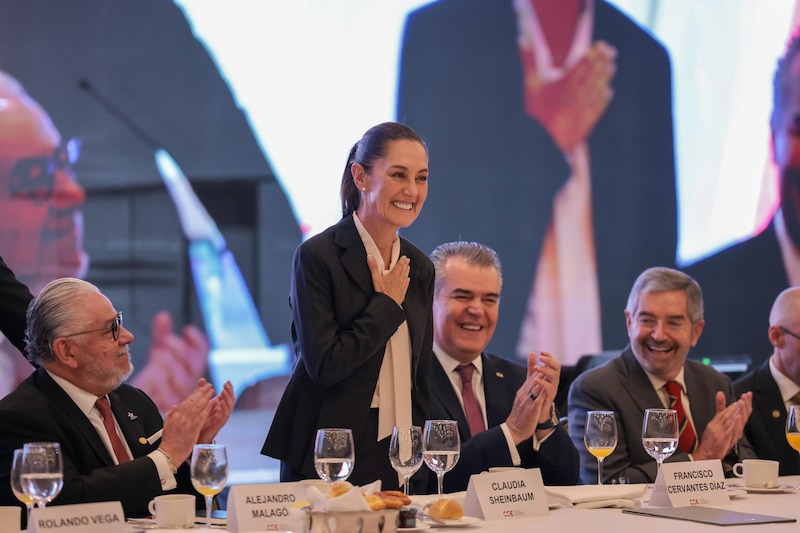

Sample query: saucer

[726,488,747,499]
[427,516,481,528]
[727,483,798,494]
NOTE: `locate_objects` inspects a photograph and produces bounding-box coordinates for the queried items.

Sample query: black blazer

[0,368,200,520]
[0,255,33,355]
[430,353,579,492]
[261,215,434,485]
[735,359,800,475]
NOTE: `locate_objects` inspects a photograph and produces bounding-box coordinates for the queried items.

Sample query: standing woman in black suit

[262,122,434,489]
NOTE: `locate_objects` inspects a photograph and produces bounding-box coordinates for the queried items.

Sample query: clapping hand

[506,351,560,443]
[198,380,235,444]
[159,379,215,464]
[519,39,617,153]
[692,391,753,461]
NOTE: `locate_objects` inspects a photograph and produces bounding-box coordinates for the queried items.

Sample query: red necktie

[95,397,132,464]
[665,381,698,454]
[458,364,486,437]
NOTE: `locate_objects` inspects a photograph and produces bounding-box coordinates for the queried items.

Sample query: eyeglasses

[63,312,123,341]
[9,138,81,203]
[780,325,800,341]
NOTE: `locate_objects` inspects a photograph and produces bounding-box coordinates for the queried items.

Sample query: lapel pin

[496,372,504,378]
[138,437,147,445]
[127,412,138,420]
[772,410,781,419]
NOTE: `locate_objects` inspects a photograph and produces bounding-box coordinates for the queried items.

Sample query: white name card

[227,482,306,532]
[463,468,549,520]
[29,501,125,533]
[649,459,730,508]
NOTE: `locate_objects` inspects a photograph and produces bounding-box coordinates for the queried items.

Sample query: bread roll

[329,481,353,498]
[427,498,464,520]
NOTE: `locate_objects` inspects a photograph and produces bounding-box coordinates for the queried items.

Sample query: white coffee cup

[147,494,196,528]
[732,459,780,488]
[0,506,21,533]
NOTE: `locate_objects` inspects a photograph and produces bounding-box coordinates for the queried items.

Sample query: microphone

[77,79,290,396]
[78,79,162,150]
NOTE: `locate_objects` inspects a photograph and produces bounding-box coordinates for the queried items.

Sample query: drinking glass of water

[422,420,460,500]
[389,426,423,496]
[314,428,355,483]
[642,408,679,471]
[21,442,63,509]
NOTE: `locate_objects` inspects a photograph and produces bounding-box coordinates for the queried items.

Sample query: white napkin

[545,484,647,509]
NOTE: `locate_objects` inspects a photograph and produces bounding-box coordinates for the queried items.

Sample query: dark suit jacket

[685,222,785,369]
[0,368,200,521]
[397,0,676,356]
[261,215,434,486]
[0,256,33,354]
[734,359,800,475]
[430,353,579,492]
[567,347,756,484]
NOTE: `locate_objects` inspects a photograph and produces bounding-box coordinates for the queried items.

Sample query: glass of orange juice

[585,411,617,485]
[787,405,800,453]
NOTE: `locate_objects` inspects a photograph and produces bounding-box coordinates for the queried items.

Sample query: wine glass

[20,442,63,509]
[11,449,34,523]
[584,411,617,485]
[786,405,800,454]
[422,420,460,500]
[389,426,423,496]
[314,428,355,483]
[641,408,679,471]
[191,444,228,529]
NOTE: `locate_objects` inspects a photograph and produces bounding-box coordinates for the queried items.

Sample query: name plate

[650,459,730,507]
[463,468,549,520]
[29,502,125,533]
[227,482,306,532]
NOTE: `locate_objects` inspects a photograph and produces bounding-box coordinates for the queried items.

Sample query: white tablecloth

[124,476,800,532]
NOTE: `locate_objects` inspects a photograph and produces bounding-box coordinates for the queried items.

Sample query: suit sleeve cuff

[500,423,522,465]
[148,451,178,490]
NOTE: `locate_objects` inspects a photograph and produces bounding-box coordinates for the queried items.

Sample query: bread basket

[303,508,400,533]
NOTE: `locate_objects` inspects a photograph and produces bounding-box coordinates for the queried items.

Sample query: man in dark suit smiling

[428,241,579,492]
[0,277,234,523]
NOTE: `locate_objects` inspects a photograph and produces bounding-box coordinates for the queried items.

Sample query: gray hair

[429,241,502,295]
[25,277,99,364]
[625,267,703,323]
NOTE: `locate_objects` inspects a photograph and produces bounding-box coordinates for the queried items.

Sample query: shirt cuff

[533,426,556,448]
[148,451,178,491]
[500,423,522,465]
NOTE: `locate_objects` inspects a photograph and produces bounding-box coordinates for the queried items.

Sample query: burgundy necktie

[665,381,698,454]
[95,396,132,464]
[458,364,486,436]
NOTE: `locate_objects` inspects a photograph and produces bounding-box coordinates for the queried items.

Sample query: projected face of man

[0,72,88,294]
[773,50,800,249]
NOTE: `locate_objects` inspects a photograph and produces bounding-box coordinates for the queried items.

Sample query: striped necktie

[665,381,698,454]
